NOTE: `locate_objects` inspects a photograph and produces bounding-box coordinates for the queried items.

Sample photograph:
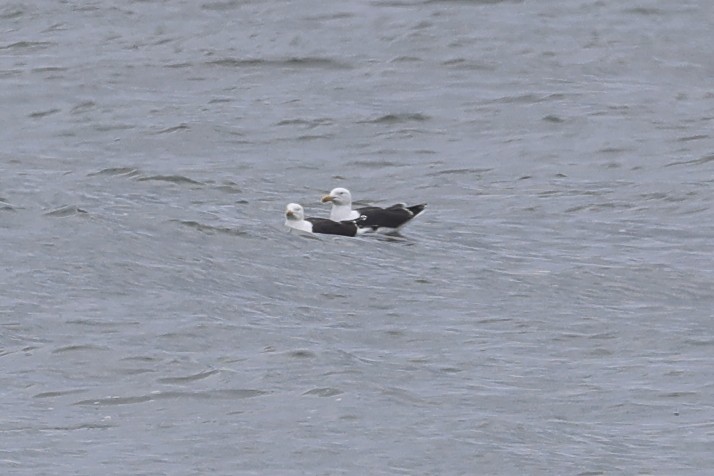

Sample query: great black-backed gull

[284,203,364,236]
[321,187,426,233]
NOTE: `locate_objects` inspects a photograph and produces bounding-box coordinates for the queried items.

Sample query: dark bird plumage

[285,203,364,236]
[322,188,426,233]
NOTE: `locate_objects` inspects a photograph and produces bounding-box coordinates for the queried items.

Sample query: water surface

[2,1,713,474]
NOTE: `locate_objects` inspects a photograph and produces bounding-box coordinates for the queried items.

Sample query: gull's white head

[285,203,305,221]
[321,187,352,206]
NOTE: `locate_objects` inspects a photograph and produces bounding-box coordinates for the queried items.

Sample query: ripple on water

[303,388,343,397]
[87,167,141,178]
[136,175,204,186]
[157,369,221,384]
[205,57,352,70]
[44,205,88,217]
[170,220,248,237]
[357,113,431,124]
[74,389,268,406]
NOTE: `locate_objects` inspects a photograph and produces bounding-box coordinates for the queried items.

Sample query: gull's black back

[356,203,427,230]
[306,217,359,236]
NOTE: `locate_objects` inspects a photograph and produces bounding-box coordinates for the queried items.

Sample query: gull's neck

[330,203,359,221]
[285,219,312,233]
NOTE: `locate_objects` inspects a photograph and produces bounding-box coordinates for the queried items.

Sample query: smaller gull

[284,203,364,236]
[321,188,426,233]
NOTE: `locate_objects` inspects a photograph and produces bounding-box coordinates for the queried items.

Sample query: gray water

[2,0,714,474]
